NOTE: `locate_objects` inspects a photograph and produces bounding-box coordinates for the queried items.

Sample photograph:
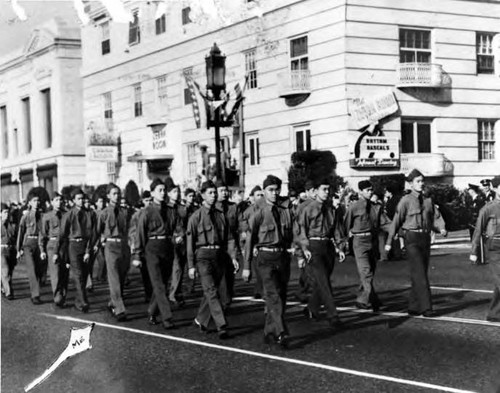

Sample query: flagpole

[214,104,223,182]
[238,98,245,190]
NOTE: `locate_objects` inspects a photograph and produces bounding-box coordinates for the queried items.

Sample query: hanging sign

[87,146,118,162]
[349,135,400,168]
[349,92,399,129]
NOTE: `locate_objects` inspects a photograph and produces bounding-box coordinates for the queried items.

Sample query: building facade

[81,0,500,193]
[0,17,85,202]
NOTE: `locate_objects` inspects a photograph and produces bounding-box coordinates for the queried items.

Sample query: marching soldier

[16,190,44,305]
[344,180,384,311]
[470,177,500,322]
[57,188,96,312]
[385,169,447,317]
[467,183,486,265]
[39,193,68,307]
[243,175,294,347]
[96,184,130,321]
[181,188,200,294]
[187,180,235,339]
[133,179,182,329]
[298,178,345,328]
[1,203,17,300]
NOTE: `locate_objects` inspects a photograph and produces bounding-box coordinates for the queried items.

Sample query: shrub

[369,174,406,197]
[425,183,469,231]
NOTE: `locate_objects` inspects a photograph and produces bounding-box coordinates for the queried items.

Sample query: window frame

[103,92,113,131]
[399,28,432,63]
[186,142,198,179]
[476,32,495,75]
[155,13,166,35]
[40,88,52,147]
[156,75,168,107]
[183,67,193,106]
[244,49,258,89]
[101,21,111,55]
[247,133,260,167]
[401,118,433,154]
[133,83,142,117]
[478,119,496,161]
[293,123,311,153]
[0,105,8,158]
[290,35,309,71]
[182,7,192,25]
[129,10,141,45]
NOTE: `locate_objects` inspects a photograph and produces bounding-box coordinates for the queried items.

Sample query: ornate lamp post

[205,43,226,182]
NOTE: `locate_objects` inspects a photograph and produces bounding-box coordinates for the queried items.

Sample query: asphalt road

[2,245,499,393]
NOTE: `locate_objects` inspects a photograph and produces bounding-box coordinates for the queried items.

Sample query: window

[245,49,257,89]
[183,67,193,105]
[156,75,168,105]
[294,124,311,152]
[248,134,260,166]
[129,10,140,45]
[133,84,142,117]
[182,7,192,25]
[21,97,32,153]
[103,92,113,131]
[155,13,166,35]
[478,120,496,161]
[41,88,52,147]
[0,106,7,158]
[107,162,116,183]
[477,32,495,74]
[399,28,431,63]
[101,22,110,55]
[290,36,308,71]
[187,142,198,178]
[401,119,432,153]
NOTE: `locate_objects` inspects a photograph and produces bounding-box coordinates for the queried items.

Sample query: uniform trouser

[306,240,339,320]
[241,238,263,296]
[169,246,187,302]
[469,227,485,264]
[405,231,432,313]
[486,238,500,320]
[218,251,234,309]
[94,248,107,281]
[353,235,379,307]
[68,241,90,308]
[23,239,42,299]
[46,240,69,304]
[1,247,15,297]
[378,230,388,261]
[140,260,153,301]
[256,251,290,337]
[195,248,227,330]
[104,241,130,315]
[145,239,173,323]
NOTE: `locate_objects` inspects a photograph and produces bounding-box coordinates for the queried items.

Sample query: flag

[25,324,95,392]
[184,74,209,129]
[225,74,249,123]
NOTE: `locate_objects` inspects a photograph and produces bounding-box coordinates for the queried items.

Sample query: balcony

[277,69,311,98]
[400,153,453,177]
[396,63,450,88]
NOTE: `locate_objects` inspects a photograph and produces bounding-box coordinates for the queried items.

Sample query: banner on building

[349,136,400,168]
[349,92,399,129]
[87,146,118,162]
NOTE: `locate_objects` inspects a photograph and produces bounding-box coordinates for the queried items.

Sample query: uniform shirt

[97,203,130,242]
[186,204,236,269]
[16,209,42,250]
[298,199,345,251]
[386,191,445,244]
[39,209,63,253]
[128,209,142,252]
[471,198,500,256]
[470,195,486,227]
[134,201,183,260]
[244,201,293,270]
[216,200,239,238]
[57,206,96,254]
[1,220,17,247]
[385,195,400,220]
[484,190,496,203]
[344,197,382,235]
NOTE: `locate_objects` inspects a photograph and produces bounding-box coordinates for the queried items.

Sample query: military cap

[70,188,85,200]
[406,169,424,182]
[263,175,282,189]
[214,179,227,189]
[141,190,151,199]
[358,180,373,191]
[150,178,164,192]
[250,185,262,196]
[200,180,217,193]
[164,177,179,193]
[480,179,492,186]
[468,184,480,193]
[304,179,315,191]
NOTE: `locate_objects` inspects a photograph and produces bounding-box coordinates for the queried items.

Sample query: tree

[124,180,140,207]
[369,174,406,196]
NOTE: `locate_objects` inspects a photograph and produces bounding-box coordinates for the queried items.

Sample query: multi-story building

[0,17,85,202]
[81,0,500,193]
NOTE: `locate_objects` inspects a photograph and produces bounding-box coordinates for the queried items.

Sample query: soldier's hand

[440,229,448,237]
[40,252,47,260]
[132,259,142,268]
[93,245,99,253]
[188,268,196,280]
[52,254,59,264]
[469,255,478,264]
[232,259,240,273]
[16,250,23,259]
[303,249,312,262]
[83,253,90,263]
[242,269,251,282]
[298,258,306,269]
[240,232,247,240]
[65,263,70,269]
[338,251,346,263]
[175,236,183,244]
[385,244,392,252]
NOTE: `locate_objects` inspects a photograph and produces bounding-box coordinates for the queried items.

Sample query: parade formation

[2,170,500,349]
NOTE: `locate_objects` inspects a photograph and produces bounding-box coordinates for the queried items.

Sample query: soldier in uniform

[344,180,384,311]
[96,184,130,321]
[187,180,235,339]
[243,175,294,347]
[17,190,43,304]
[133,179,182,329]
[57,188,96,312]
[470,177,500,322]
[182,188,200,294]
[1,203,17,300]
[481,179,496,203]
[39,193,68,307]
[297,178,345,328]
[467,184,486,265]
[385,169,447,317]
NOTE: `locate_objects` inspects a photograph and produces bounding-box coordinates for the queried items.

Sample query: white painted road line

[232,297,500,328]
[41,313,477,393]
[430,286,493,294]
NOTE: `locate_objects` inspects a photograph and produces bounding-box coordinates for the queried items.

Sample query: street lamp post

[205,43,226,183]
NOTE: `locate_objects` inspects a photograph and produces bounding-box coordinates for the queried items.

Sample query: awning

[127,154,174,162]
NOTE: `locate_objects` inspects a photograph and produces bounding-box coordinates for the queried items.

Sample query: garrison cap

[164,177,179,193]
[358,180,373,191]
[406,169,424,182]
[200,180,216,193]
[150,178,164,192]
[214,179,227,189]
[249,185,262,196]
[141,190,151,199]
[70,188,85,200]
[263,175,282,189]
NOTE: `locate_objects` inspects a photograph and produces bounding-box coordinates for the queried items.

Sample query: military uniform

[293,198,315,302]
[97,203,130,318]
[187,204,236,332]
[471,196,500,321]
[345,197,383,309]
[17,209,43,301]
[39,209,68,305]
[298,199,345,324]
[168,200,189,304]
[1,218,17,298]
[129,208,152,301]
[387,190,445,315]
[57,206,96,310]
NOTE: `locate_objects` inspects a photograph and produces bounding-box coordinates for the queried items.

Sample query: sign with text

[87,146,118,162]
[349,92,399,129]
[350,136,400,168]
[152,127,167,151]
